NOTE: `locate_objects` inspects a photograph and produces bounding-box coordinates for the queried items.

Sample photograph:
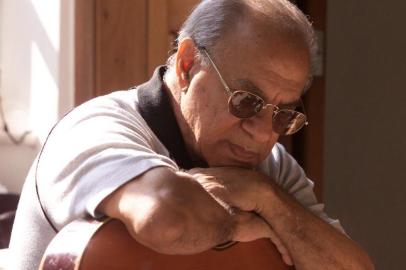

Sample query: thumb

[232,211,273,242]
[232,211,294,266]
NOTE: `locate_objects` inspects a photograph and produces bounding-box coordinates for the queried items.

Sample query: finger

[234,212,294,265]
[232,211,273,242]
[282,253,294,266]
[270,237,291,262]
[269,235,288,255]
[233,212,294,265]
[266,233,293,266]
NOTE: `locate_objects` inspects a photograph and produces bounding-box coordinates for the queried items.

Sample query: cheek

[197,113,236,146]
[197,118,246,166]
[182,95,226,143]
[200,123,278,166]
[183,80,225,121]
[185,81,230,138]
[180,89,234,162]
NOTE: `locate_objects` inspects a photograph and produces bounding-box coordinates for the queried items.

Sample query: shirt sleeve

[260,143,346,234]
[36,91,178,229]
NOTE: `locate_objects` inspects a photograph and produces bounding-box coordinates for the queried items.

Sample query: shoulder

[49,89,162,150]
[37,89,176,186]
[68,89,141,125]
[259,143,303,176]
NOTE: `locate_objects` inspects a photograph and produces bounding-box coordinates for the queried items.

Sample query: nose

[240,113,276,143]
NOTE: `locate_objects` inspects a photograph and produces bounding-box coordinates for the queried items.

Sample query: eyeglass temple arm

[201,49,233,95]
[299,98,309,126]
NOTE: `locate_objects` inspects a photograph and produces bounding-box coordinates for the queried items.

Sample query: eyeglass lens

[228,91,263,118]
[228,91,306,135]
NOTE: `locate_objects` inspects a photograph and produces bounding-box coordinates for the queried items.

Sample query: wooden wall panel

[302,79,325,200]
[95,0,148,96]
[147,0,169,76]
[296,0,327,200]
[168,0,199,32]
[147,0,199,76]
[75,0,199,104]
[75,0,95,105]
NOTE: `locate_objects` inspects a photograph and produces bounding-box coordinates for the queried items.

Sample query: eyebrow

[234,79,301,107]
[279,99,301,109]
[234,79,266,96]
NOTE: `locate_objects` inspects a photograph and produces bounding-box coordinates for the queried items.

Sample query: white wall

[0,0,74,193]
[325,1,406,269]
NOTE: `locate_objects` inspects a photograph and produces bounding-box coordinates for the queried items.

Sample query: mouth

[228,142,259,163]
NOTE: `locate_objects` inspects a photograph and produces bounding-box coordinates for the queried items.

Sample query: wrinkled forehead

[210,22,311,104]
[213,3,312,50]
[213,13,311,67]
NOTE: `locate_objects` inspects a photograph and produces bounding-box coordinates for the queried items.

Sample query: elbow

[142,213,187,254]
[126,205,187,255]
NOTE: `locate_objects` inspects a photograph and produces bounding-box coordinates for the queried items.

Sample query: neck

[164,78,207,168]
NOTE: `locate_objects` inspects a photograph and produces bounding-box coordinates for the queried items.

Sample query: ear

[175,38,197,89]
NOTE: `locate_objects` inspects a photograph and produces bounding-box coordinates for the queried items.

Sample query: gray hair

[165,0,316,82]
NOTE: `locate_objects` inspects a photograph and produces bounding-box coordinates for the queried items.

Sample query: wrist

[255,179,289,220]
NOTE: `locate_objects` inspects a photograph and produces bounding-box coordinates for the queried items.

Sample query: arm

[259,178,374,270]
[190,167,374,270]
[98,166,273,255]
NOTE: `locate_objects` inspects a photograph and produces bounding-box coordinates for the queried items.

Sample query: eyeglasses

[201,48,309,136]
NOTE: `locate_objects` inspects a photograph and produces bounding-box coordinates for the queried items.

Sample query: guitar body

[40,218,294,270]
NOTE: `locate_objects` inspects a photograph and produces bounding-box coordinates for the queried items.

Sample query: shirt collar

[137,66,207,169]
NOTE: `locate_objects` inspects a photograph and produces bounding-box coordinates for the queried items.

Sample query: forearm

[189,166,374,269]
[98,167,234,254]
[259,184,374,270]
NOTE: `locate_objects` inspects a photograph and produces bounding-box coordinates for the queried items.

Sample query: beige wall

[325,1,406,269]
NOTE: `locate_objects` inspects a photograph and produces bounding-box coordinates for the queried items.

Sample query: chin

[205,155,258,169]
[202,143,265,168]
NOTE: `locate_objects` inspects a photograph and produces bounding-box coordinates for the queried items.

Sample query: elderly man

[10,0,374,269]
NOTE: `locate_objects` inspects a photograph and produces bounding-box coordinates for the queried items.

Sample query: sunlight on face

[180,37,309,167]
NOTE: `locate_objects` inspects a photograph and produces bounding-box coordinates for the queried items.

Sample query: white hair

[164,0,316,85]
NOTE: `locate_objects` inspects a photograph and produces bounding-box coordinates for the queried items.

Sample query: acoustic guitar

[39,218,294,270]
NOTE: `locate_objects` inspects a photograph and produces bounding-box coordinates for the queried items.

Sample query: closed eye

[278,100,300,110]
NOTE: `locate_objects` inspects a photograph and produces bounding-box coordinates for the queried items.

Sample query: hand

[189,167,293,266]
[99,167,270,255]
[189,167,269,212]
[101,167,234,254]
